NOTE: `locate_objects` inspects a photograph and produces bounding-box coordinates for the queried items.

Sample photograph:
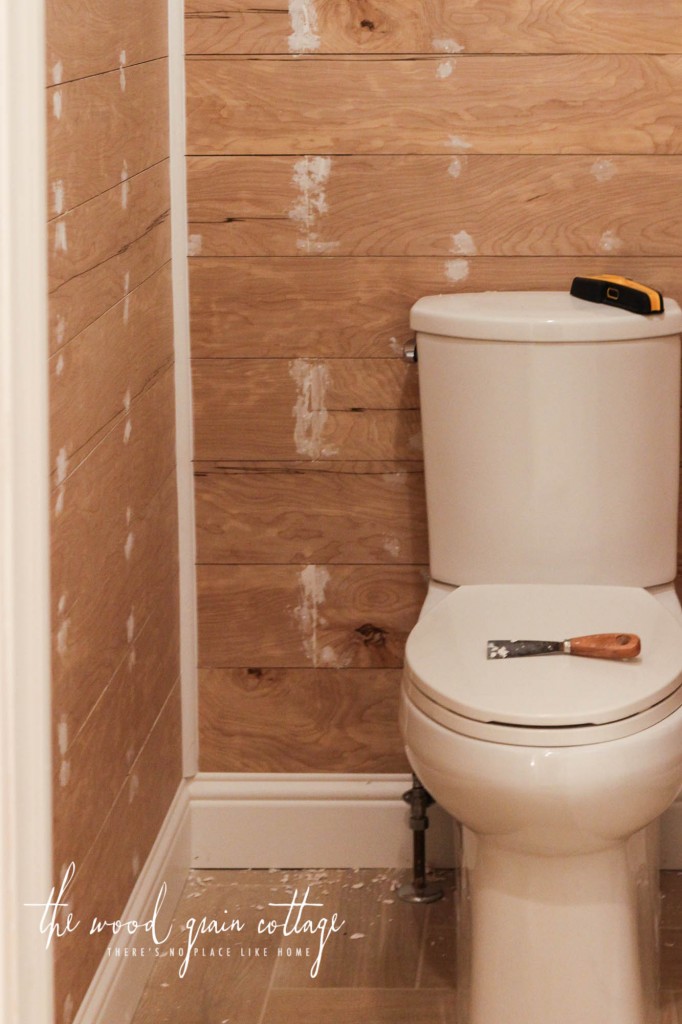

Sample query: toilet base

[456,823,660,1024]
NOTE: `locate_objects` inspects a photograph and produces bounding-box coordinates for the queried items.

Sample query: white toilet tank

[411,290,682,587]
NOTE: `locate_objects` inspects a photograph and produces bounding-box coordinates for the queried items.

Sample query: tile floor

[130,867,682,1024]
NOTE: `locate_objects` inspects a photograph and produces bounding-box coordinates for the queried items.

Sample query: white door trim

[0,0,54,1021]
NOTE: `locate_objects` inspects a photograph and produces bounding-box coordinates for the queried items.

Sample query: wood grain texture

[53,576,180,875]
[184,0,682,55]
[198,564,427,668]
[185,56,682,156]
[53,684,182,1020]
[195,462,427,564]
[187,154,682,257]
[48,59,169,213]
[50,210,170,355]
[50,263,174,467]
[51,370,178,738]
[199,667,409,772]
[189,257,682,359]
[47,0,167,82]
[192,358,421,461]
[49,160,170,295]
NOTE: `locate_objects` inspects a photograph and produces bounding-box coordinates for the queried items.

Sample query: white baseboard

[189,772,455,869]
[74,782,191,1024]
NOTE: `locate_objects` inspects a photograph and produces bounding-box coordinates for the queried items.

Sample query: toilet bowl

[401,581,682,1024]
[399,290,682,1024]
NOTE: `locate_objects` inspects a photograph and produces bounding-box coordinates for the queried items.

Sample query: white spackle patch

[59,759,71,788]
[126,609,135,644]
[55,315,67,348]
[55,489,65,516]
[57,715,69,756]
[57,618,70,657]
[124,531,135,561]
[54,221,68,253]
[55,353,65,377]
[298,234,340,254]
[188,233,203,256]
[52,61,63,86]
[436,60,454,79]
[451,230,477,255]
[121,160,129,209]
[444,258,470,283]
[129,773,140,804]
[383,537,401,558]
[599,229,623,253]
[591,159,617,182]
[123,388,131,414]
[289,156,336,254]
[447,135,473,151]
[53,180,65,216]
[293,564,331,665]
[53,90,62,119]
[123,270,131,323]
[58,593,67,615]
[56,447,69,485]
[119,50,127,91]
[448,157,465,178]
[128,647,136,671]
[433,38,463,53]
[389,336,403,356]
[349,932,366,940]
[288,0,320,53]
[289,358,334,458]
[123,418,132,444]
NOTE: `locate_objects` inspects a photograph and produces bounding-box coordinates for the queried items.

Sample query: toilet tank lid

[410,290,682,342]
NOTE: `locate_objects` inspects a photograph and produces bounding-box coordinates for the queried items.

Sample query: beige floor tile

[262,987,457,1024]
[270,868,428,989]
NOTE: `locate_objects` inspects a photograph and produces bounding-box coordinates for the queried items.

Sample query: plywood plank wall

[46,2,182,1019]
[187,0,682,775]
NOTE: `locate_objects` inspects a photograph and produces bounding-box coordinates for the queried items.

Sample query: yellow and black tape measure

[570,275,664,316]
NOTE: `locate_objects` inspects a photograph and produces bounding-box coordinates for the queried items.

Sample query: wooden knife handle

[568,633,641,660]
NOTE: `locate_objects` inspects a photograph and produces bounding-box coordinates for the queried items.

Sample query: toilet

[399,290,682,1024]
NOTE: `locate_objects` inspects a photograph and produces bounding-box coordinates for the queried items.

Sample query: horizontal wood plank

[192,358,422,461]
[47,0,167,82]
[50,263,174,467]
[186,56,682,155]
[199,667,409,772]
[198,564,427,668]
[184,0,682,55]
[48,59,169,213]
[53,579,180,875]
[50,211,170,355]
[51,370,178,738]
[190,256,682,358]
[49,160,170,295]
[195,462,427,564]
[187,154,682,258]
[53,684,181,1017]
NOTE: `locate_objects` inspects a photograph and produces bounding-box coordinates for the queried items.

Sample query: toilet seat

[403,584,682,746]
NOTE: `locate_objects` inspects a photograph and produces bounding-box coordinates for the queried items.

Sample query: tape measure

[570,275,664,315]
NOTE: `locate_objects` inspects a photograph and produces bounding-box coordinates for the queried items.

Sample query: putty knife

[487,634,641,661]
